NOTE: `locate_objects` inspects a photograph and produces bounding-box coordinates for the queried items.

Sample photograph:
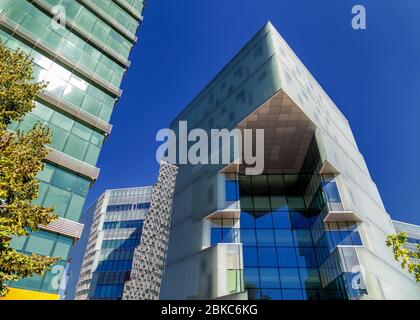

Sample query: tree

[0,41,59,297]
[386,232,420,282]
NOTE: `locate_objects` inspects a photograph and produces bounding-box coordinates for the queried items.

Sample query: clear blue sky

[66,0,420,298]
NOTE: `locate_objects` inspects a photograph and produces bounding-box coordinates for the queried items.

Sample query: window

[103,220,144,230]
[225,180,238,201]
[237,174,354,300]
[210,217,239,245]
[258,247,277,267]
[277,247,298,267]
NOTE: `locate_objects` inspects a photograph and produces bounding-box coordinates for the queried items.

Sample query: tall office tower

[392,220,420,264]
[123,162,178,300]
[75,186,153,300]
[160,22,420,300]
[0,0,145,299]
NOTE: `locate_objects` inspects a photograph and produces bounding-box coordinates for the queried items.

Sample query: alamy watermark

[352,5,366,30]
[156,121,265,175]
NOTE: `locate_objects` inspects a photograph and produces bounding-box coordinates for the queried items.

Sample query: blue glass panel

[295,247,318,268]
[272,211,291,228]
[329,231,343,247]
[279,268,301,289]
[240,211,255,228]
[244,268,260,289]
[258,247,277,267]
[222,228,240,243]
[241,229,257,246]
[322,181,341,203]
[293,229,313,247]
[211,228,222,245]
[299,268,321,290]
[225,180,238,201]
[350,231,362,245]
[259,268,280,288]
[277,247,297,267]
[243,247,258,267]
[289,211,309,228]
[340,231,353,245]
[256,229,275,246]
[274,229,294,246]
[254,212,273,228]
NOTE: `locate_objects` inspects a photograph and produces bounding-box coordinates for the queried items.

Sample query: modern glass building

[0,0,145,299]
[75,186,152,300]
[160,22,420,300]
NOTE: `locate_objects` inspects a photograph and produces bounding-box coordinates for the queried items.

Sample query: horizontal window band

[0,15,122,98]
[37,92,113,136]
[76,0,138,43]
[39,217,84,240]
[112,0,144,21]
[30,0,131,68]
[45,149,100,181]
[6,129,101,181]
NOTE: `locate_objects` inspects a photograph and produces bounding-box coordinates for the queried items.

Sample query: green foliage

[0,41,59,297]
[386,232,420,282]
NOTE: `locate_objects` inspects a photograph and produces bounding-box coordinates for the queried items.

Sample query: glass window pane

[289,211,309,228]
[225,180,238,201]
[272,211,291,228]
[254,212,273,228]
[25,231,56,256]
[244,268,260,289]
[243,247,258,267]
[256,229,275,246]
[259,268,280,288]
[240,196,253,211]
[241,229,257,246]
[293,230,313,247]
[53,236,73,258]
[274,229,294,246]
[277,247,298,267]
[253,196,270,211]
[258,247,277,267]
[295,247,318,268]
[270,196,288,211]
[240,211,255,228]
[279,268,301,289]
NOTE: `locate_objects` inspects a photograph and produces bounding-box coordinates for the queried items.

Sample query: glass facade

[237,174,323,300]
[0,0,145,296]
[208,170,365,300]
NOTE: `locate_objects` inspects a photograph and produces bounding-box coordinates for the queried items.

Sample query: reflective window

[225,180,239,201]
[238,174,335,300]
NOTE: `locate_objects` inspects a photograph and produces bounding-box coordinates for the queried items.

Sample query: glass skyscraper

[0,0,145,299]
[160,22,420,300]
[75,186,152,300]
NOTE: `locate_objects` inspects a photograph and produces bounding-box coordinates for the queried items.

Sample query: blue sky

[66,0,420,297]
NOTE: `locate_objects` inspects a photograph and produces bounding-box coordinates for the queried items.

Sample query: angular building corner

[123,162,178,300]
[160,22,420,300]
[0,0,146,299]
